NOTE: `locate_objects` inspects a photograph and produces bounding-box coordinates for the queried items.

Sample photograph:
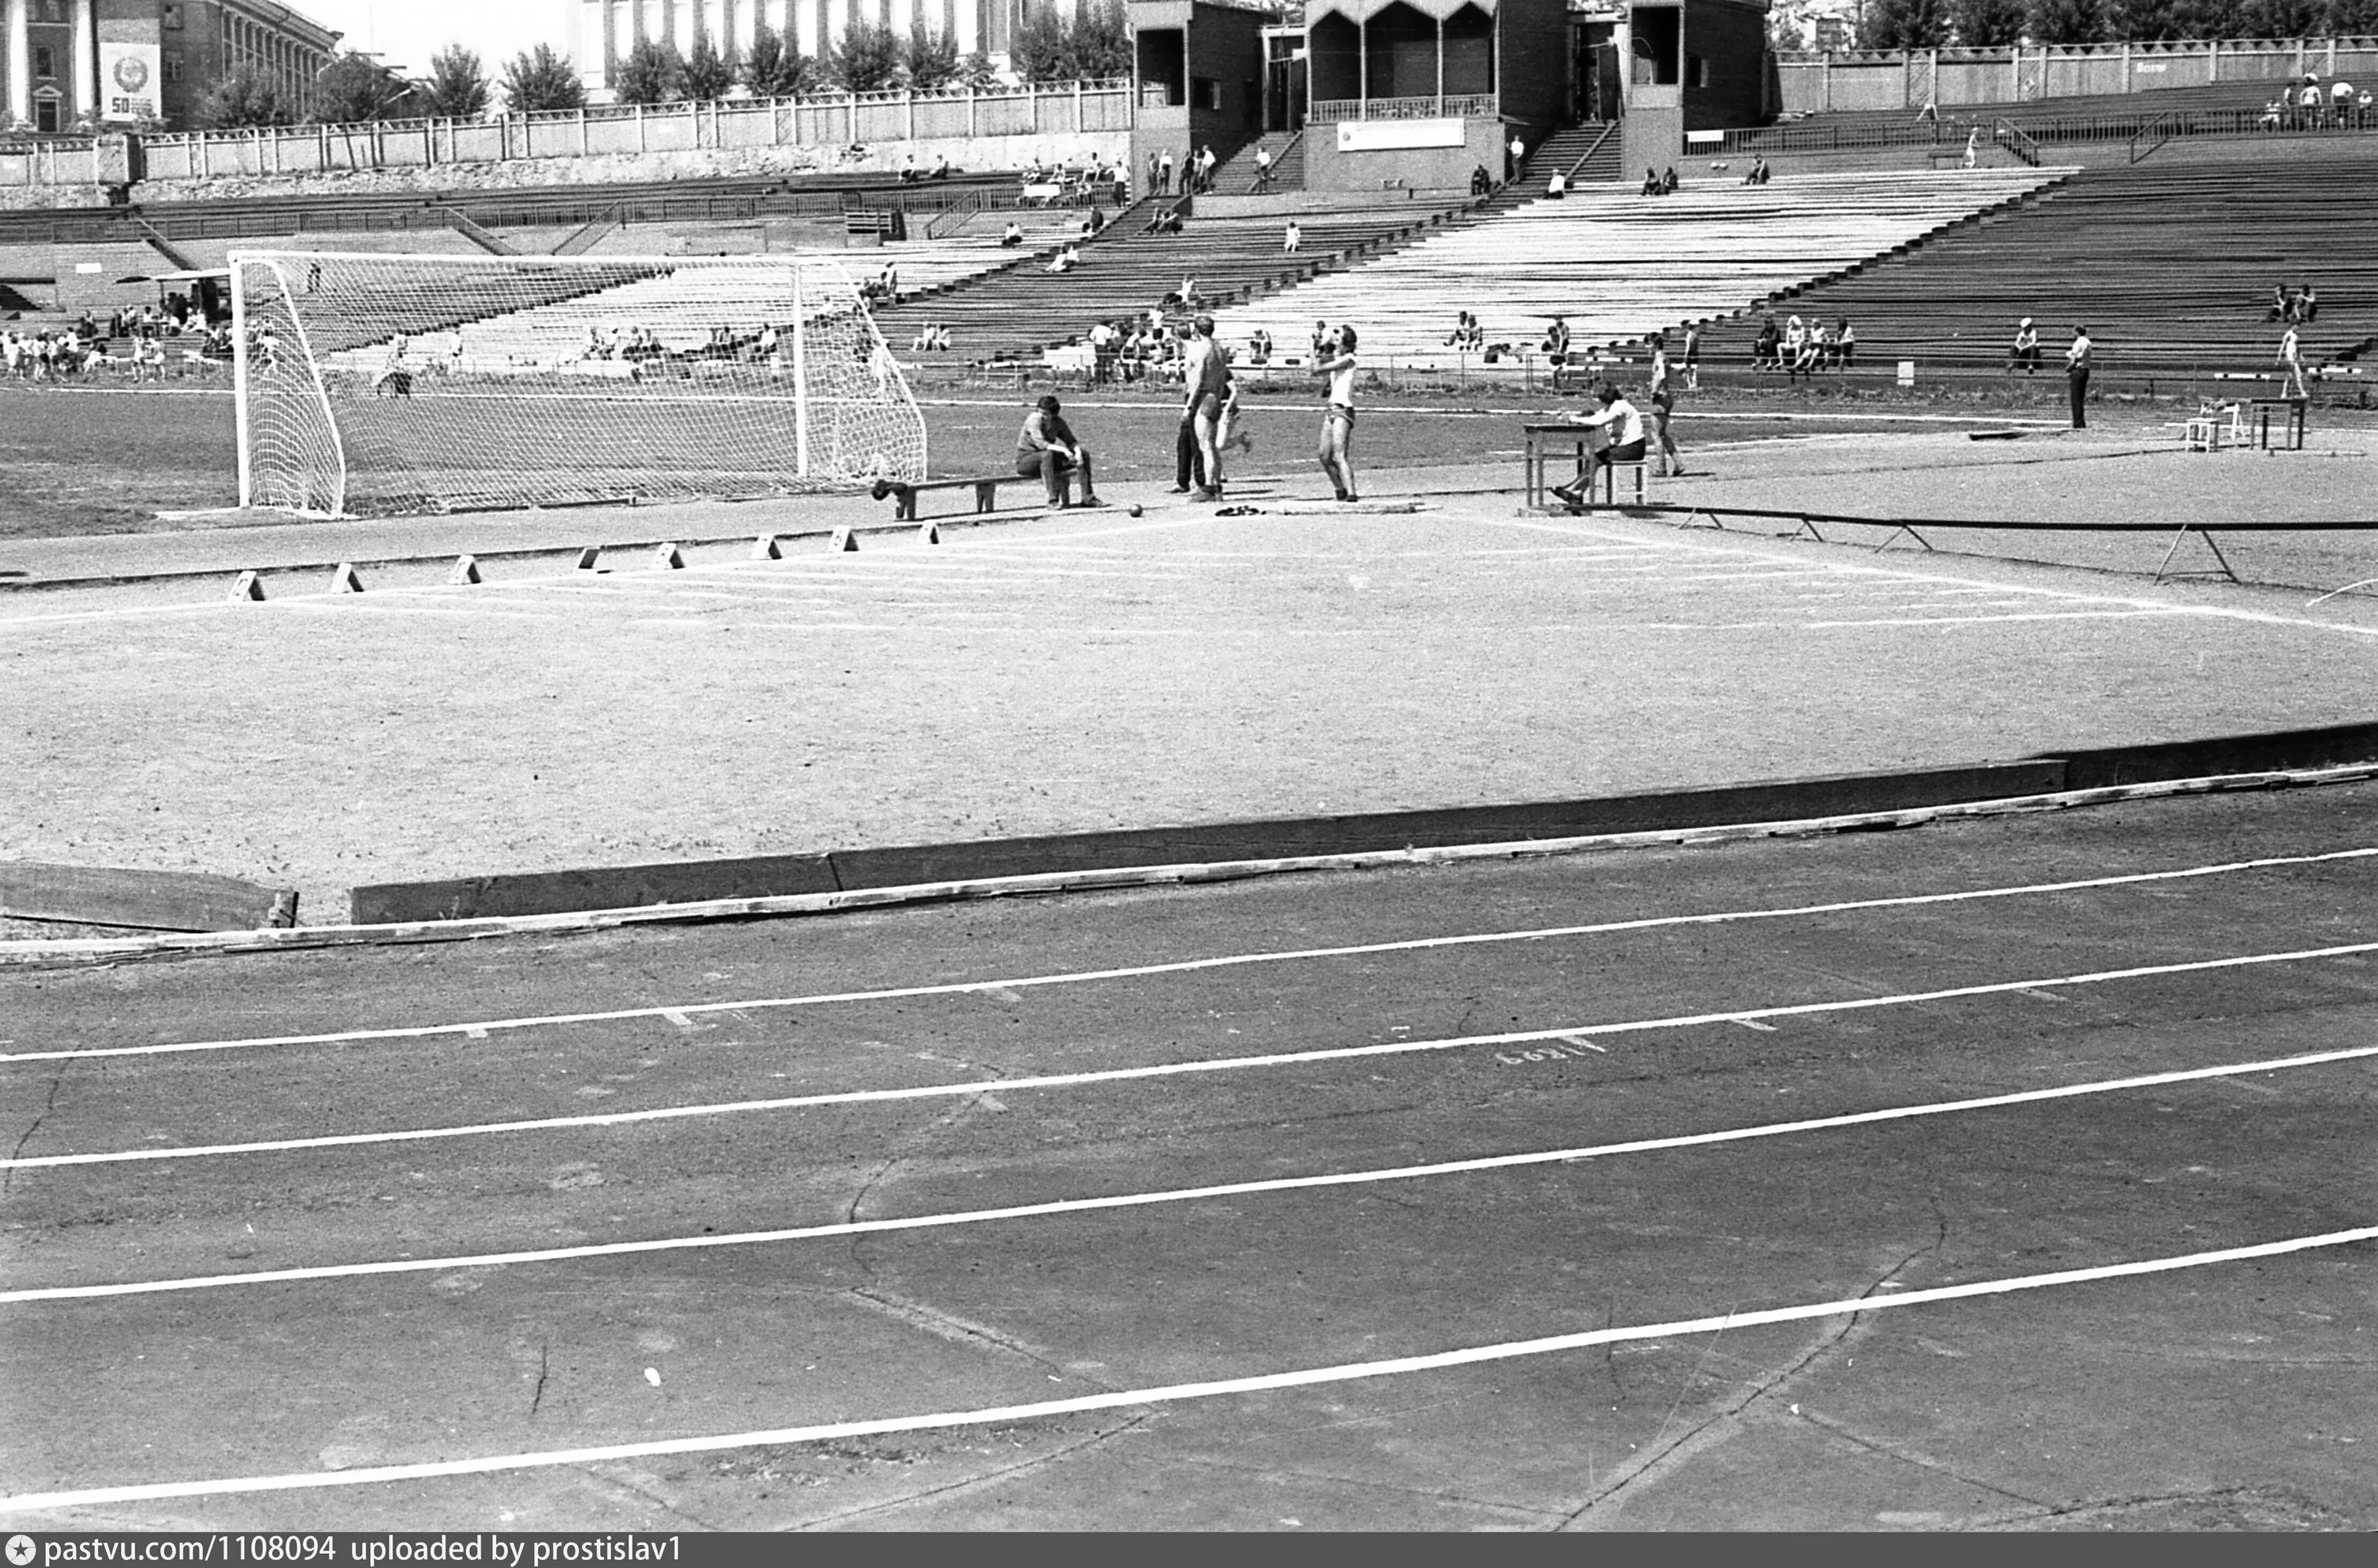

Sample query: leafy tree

[502,44,587,112]
[1949,0,2028,44]
[312,51,411,124]
[2023,0,2102,44]
[740,25,813,98]
[1008,6,1073,82]
[194,63,296,128]
[1071,1,1132,79]
[681,33,736,101]
[419,44,490,119]
[2105,0,2225,39]
[2240,0,2324,35]
[1867,0,1948,48]
[615,38,683,105]
[2325,0,2378,33]
[904,24,962,90]
[956,49,1001,89]
[828,21,904,93]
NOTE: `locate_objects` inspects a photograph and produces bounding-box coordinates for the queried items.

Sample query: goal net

[227,250,928,518]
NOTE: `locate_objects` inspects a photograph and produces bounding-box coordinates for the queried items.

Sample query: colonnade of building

[4,0,96,132]
[220,3,334,117]
[572,0,1103,93]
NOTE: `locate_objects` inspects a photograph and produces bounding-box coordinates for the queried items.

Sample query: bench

[876,467,1084,522]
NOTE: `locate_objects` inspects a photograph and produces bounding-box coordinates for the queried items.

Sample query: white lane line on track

[9,951,2368,1170]
[5,1223,2369,1511]
[1484,514,2378,642]
[6,1042,2372,1299]
[6,846,2373,1067]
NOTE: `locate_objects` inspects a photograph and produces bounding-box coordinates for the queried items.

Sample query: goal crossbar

[228,249,927,518]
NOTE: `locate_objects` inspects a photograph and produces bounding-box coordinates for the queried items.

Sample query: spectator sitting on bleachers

[1470,163,1493,198]
[2010,316,2041,374]
[1046,243,1081,273]
[1641,167,1661,197]
[1752,315,1781,370]
[1548,168,1567,199]
[1744,155,1770,185]
[1148,206,1183,235]
[2260,95,2287,129]
[1814,317,1840,373]
[1001,220,1023,247]
[1835,318,1856,370]
[1661,166,1680,194]
[1783,316,1818,383]
[2269,284,2292,322]
[1248,328,1273,365]
[2299,285,2318,323]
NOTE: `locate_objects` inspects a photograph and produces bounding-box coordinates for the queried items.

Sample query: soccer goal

[227,250,929,518]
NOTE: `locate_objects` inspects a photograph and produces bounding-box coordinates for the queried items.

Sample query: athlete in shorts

[1313,325,1360,503]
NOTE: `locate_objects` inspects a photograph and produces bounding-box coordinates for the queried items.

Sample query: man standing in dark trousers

[2065,324,2093,429]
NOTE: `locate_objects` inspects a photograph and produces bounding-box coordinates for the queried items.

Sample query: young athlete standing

[1313,325,1360,503]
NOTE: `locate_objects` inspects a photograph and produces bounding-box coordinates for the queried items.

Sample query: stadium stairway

[1684,152,2378,381]
[1209,164,2072,369]
[1212,131,1307,195]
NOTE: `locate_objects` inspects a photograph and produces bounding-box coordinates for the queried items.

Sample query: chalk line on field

[6,846,2374,1067]
[3,1225,2369,1513]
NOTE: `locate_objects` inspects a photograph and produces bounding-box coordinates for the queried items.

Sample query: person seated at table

[1551,384,1648,509]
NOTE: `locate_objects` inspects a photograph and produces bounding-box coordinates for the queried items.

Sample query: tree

[681,33,736,101]
[1949,0,2028,43]
[1070,1,1132,79]
[419,43,490,119]
[2241,0,2325,35]
[2024,0,2102,44]
[615,37,683,105]
[502,44,587,112]
[311,51,411,124]
[904,25,962,90]
[1866,0,1948,48]
[1007,5,1073,82]
[740,26,812,98]
[828,21,904,93]
[956,49,1001,89]
[194,63,296,128]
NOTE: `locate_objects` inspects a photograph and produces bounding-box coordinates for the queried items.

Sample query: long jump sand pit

[10,448,2378,924]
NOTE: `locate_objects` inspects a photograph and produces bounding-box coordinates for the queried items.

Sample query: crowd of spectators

[1750,312,1856,378]
[2258,74,2371,131]
[2,298,230,383]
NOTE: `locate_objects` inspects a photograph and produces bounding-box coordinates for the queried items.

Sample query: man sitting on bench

[1552,384,1648,509]
[1017,395,1105,509]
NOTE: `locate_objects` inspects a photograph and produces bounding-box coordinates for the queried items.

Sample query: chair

[2183,398,2242,452]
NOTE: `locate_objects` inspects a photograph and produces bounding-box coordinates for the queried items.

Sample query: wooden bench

[877,467,1084,522]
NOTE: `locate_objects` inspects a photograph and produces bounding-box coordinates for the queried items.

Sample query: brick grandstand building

[2,0,339,133]
[568,0,1106,96]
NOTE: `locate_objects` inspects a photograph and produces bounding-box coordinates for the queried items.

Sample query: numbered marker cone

[752,534,782,560]
[654,542,685,570]
[829,526,859,553]
[918,521,941,545]
[331,562,365,594]
[573,547,601,572]
[230,570,266,602]
[449,554,482,585]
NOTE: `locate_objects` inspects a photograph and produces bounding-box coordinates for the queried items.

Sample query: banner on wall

[1335,117,1466,152]
[101,42,163,124]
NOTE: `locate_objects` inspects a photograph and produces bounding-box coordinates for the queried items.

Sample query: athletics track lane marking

[6,846,2374,1068]
[5,1038,2373,1298]
[7,942,2377,1176]
[2,1224,2369,1512]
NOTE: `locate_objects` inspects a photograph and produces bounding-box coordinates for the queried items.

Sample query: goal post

[226,250,928,518]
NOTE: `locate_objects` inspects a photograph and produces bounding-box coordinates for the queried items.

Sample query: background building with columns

[2,0,338,133]
[569,1,1103,96]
